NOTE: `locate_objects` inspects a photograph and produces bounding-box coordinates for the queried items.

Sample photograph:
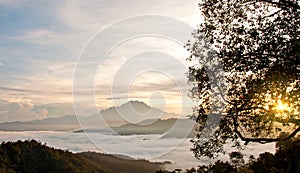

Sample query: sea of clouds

[0,131,275,170]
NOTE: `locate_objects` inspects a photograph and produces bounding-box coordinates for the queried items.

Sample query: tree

[190,137,300,172]
[229,151,245,172]
[187,0,300,158]
[247,137,300,172]
[195,160,235,173]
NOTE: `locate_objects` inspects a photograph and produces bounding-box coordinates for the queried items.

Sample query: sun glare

[275,100,289,112]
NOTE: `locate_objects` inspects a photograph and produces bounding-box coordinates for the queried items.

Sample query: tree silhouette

[185,137,300,172]
[248,137,300,172]
[229,151,245,173]
[187,0,299,158]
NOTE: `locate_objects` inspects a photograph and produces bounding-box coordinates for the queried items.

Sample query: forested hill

[0,140,166,173]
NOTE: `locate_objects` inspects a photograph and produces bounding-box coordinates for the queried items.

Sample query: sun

[275,100,289,112]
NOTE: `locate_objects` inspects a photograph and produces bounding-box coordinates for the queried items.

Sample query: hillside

[0,140,167,173]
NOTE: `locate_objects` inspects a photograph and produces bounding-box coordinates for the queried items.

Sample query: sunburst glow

[275,100,289,112]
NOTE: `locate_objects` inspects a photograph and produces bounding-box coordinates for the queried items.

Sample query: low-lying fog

[0,131,275,170]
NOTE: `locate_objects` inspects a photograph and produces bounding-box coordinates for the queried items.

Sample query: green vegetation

[0,140,166,173]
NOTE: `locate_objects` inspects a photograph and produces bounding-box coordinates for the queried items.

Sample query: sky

[0,0,202,122]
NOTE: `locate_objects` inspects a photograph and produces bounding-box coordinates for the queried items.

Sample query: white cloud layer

[0,99,48,122]
[0,99,75,122]
[0,131,276,170]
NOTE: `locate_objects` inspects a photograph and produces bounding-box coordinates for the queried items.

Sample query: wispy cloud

[8,29,71,45]
[0,0,201,121]
[0,86,72,95]
[58,0,201,30]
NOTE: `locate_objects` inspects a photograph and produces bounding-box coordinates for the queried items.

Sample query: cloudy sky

[0,0,202,122]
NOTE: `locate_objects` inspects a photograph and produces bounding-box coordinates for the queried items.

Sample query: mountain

[75,118,197,138]
[0,101,178,131]
[0,115,80,131]
[112,118,197,138]
[0,139,168,173]
[87,101,177,127]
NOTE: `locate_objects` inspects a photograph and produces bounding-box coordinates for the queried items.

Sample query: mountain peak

[121,100,150,107]
[119,100,151,113]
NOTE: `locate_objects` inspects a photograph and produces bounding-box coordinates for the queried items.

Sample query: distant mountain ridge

[74,118,197,138]
[0,101,178,131]
[112,118,196,138]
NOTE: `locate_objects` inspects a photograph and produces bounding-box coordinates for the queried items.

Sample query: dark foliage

[187,0,300,158]
[0,139,166,173]
[185,137,300,173]
[0,140,107,173]
[248,137,300,173]
[79,152,166,173]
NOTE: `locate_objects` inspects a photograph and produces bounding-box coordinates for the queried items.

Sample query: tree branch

[232,104,300,144]
[257,0,300,10]
[263,9,283,19]
[236,126,300,145]
[239,106,267,111]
